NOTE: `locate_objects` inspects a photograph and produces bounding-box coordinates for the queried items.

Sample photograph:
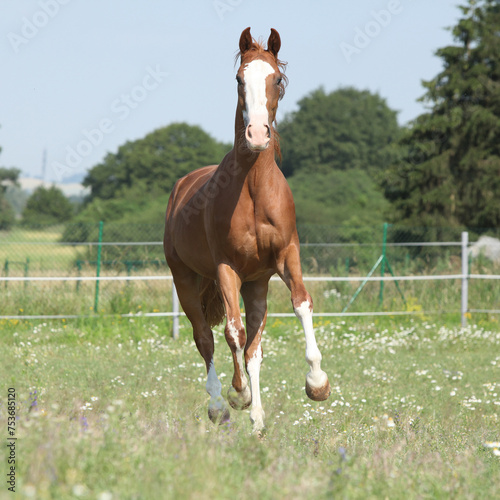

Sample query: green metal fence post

[342,222,406,313]
[76,260,82,293]
[379,223,388,307]
[94,221,104,312]
[4,259,8,289]
[24,258,30,290]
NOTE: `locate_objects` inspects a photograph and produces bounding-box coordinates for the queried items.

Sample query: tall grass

[1,224,499,320]
[1,316,499,499]
[1,269,498,324]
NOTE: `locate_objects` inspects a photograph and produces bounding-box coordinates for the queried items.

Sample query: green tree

[84,122,231,202]
[0,166,21,230]
[23,185,74,226]
[278,87,400,226]
[279,87,401,178]
[288,168,390,227]
[382,0,500,231]
[65,122,230,243]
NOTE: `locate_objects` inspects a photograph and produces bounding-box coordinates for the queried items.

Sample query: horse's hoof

[208,406,231,425]
[305,377,331,402]
[254,427,267,440]
[227,385,252,410]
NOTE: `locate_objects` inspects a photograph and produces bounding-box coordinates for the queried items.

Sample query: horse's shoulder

[172,165,218,194]
[179,164,217,184]
[269,166,296,207]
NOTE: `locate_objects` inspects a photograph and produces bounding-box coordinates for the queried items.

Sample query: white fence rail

[1,232,499,336]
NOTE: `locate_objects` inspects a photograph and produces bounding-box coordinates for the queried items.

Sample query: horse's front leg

[278,244,331,401]
[217,264,252,412]
[241,280,269,433]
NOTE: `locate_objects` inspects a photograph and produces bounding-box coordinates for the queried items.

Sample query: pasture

[1,315,499,499]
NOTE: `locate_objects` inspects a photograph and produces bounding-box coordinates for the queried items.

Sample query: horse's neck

[231,148,277,194]
[233,119,274,177]
[224,106,280,202]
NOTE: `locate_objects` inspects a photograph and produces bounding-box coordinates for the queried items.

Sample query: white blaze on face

[242,59,275,149]
[242,59,274,124]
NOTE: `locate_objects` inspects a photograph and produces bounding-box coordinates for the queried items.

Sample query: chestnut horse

[164,27,330,433]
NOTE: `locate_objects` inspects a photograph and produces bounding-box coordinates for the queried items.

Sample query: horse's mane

[234,37,288,162]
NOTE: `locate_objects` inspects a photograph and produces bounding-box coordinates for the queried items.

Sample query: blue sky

[1,0,462,182]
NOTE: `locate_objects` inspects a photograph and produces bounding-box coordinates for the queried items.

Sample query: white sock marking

[247,343,265,431]
[206,359,225,411]
[294,300,327,389]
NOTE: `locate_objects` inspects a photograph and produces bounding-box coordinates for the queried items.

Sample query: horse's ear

[239,27,253,55]
[267,28,281,57]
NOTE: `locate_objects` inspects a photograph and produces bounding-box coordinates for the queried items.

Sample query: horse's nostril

[245,122,270,148]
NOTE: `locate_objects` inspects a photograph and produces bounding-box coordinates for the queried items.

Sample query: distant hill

[18,177,89,197]
[59,172,86,185]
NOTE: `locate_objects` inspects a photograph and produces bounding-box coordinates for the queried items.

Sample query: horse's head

[236,27,287,152]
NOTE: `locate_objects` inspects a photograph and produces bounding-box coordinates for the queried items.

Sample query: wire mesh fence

[1,222,499,319]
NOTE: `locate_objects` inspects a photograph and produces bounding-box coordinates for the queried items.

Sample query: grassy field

[1,224,499,319]
[1,271,499,323]
[0,227,86,272]
[1,316,499,499]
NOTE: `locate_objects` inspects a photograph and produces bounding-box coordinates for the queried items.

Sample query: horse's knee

[294,298,312,316]
[292,292,313,313]
[224,318,246,350]
[245,343,263,373]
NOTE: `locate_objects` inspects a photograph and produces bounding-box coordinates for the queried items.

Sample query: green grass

[0,226,86,273]
[1,317,499,499]
[2,273,498,324]
[1,225,499,319]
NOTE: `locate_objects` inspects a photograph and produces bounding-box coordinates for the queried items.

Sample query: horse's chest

[211,183,291,275]
[220,217,281,272]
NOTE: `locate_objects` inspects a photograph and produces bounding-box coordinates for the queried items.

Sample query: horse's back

[164,164,219,278]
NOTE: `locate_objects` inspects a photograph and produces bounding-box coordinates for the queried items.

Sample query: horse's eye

[236,76,243,86]
[276,77,282,85]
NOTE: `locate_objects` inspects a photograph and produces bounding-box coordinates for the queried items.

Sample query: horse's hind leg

[241,280,268,433]
[278,244,331,401]
[168,261,230,424]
